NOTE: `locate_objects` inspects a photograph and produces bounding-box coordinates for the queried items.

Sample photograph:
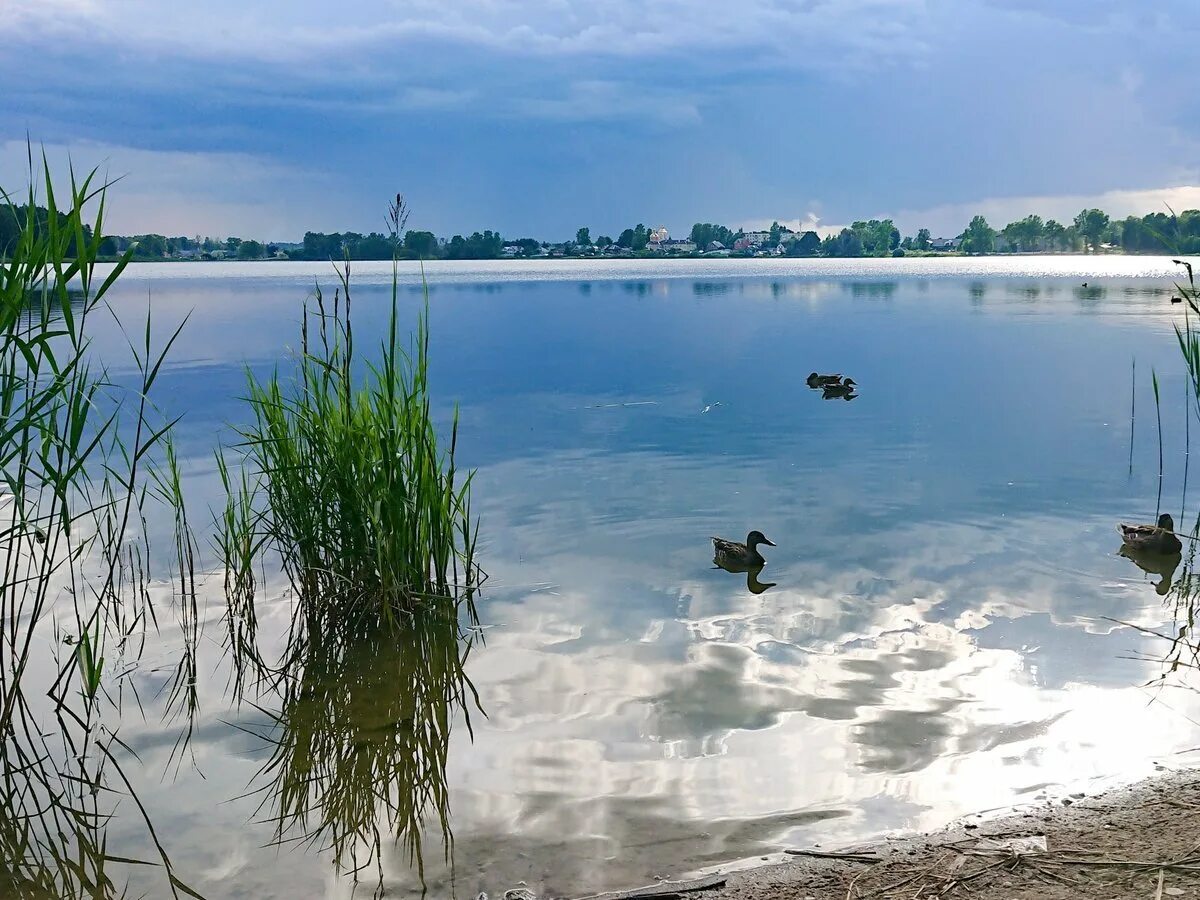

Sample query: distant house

[733,237,752,252]
[744,231,772,245]
[929,237,961,251]
[660,239,696,253]
[707,241,726,252]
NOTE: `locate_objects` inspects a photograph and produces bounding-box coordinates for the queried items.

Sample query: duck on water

[806,372,843,388]
[712,530,776,568]
[1118,513,1183,555]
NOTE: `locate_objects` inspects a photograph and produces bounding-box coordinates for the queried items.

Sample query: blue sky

[3,0,1199,241]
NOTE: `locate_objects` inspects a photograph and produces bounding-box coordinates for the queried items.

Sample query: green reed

[1126,261,1200,687]
[218,197,481,657]
[216,197,484,893]
[0,152,200,897]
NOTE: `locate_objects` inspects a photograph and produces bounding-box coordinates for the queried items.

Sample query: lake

[84,256,1200,898]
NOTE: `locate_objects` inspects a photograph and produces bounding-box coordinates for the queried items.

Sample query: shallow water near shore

[85,256,1200,898]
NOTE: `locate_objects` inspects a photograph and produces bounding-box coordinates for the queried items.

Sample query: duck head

[746,530,776,549]
[806,372,821,387]
[1159,513,1176,531]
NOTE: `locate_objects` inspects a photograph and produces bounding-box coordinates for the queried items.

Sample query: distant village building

[707,241,726,252]
[660,239,696,253]
[745,231,772,245]
[649,226,670,244]
[733,237,752,252]
[929,237,961,251]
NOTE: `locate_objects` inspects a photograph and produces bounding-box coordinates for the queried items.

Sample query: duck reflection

[249,598,480,888]
[1119,544,1182,596]
[713,555,777,593]
[822,379,858,401]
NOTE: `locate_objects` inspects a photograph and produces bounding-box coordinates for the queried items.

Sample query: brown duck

[1117,513,1182,555]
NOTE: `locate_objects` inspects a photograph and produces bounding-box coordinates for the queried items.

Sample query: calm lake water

[85,257,1200,898]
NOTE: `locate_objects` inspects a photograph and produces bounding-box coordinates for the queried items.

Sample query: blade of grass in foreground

[0,148,203,898]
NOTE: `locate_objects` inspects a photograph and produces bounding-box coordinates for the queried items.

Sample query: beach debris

[968,835,1048,855]
[570,873,727,899]
[784,847,880,863]
[505,889,537,900]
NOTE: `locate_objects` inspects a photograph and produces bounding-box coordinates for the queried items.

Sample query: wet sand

[574,768,1200,900]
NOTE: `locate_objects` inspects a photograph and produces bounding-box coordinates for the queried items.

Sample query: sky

[2,0,1199,241]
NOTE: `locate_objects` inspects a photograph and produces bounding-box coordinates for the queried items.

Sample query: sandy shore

[575,768,1200,900]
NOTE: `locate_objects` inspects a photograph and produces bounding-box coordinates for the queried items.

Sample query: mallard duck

[807,372,842,388]
[1117,513,1183,554]
[822,378,857,400]
[712,530,776,567]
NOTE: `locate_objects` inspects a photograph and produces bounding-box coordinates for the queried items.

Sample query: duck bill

[762,538,777,547]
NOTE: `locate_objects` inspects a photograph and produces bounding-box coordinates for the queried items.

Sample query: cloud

[0,140,346,239]
[2,0,932,71]
[515,81,702,127]
[397,87,476,111]
[5,0,1200,239]
[736,214,845,239]
[890,184,1200,236]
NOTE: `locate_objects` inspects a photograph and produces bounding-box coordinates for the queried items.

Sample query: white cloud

[0,140,346,239]
[734,184,1200,241]
[1,0,932,70]
[736,213,845,239]
[891,184,1200,236]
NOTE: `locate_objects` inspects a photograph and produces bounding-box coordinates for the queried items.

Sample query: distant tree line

[0,203,93,257]
[11,202,1200,263]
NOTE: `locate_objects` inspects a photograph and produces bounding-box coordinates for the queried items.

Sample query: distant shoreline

[97,250,1179,264]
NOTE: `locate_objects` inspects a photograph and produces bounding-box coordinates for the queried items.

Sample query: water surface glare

[94,258,1200,899]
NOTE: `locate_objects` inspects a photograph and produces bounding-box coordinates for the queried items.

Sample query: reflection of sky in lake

[93,258,1200,899]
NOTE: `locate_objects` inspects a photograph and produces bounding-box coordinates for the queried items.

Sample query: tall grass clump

[218,194,482,658]
[217,197,483,889]
[0,152,200,898]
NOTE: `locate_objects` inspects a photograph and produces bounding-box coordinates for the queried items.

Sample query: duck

[822,378,857,400]
[807,372,843,388]
[712,530,776,568]
[1117,513,1183,555]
